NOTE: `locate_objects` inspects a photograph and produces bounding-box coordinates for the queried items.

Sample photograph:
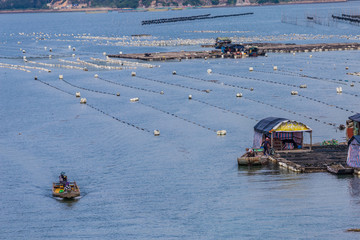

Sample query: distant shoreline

[0,0,347,14]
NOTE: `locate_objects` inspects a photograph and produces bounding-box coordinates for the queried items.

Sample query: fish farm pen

[108,42,360,61]
[269,145,349,173]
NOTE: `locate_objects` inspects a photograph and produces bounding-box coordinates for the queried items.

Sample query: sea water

[1,2,360,239]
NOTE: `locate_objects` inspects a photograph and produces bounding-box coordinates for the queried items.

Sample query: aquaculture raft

[108,43,360,61]
[269,145,348,173]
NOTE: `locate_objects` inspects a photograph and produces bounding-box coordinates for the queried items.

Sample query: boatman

[59,172,67,186]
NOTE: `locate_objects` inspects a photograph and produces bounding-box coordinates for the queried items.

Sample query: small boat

[326,164,354,175]
[237,149,267,166]
[52,182,80,199]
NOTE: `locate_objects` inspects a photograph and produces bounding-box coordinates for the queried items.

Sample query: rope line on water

[35,78,151,134]
[97,77,161,94]
[297,94,356,115]
[191,98,259,122]
[275,69,350,85]
[176,73,253,91]
[135,75,208,93]
[86,103,151,133]
[62,78,118,96]
[216,72,299,88]
[137,101,217,132]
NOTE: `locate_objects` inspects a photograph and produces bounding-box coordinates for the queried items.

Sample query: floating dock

[269,145,349,173]
[108,42,360,61]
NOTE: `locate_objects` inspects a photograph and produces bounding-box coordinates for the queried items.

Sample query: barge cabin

[253,117,313,152]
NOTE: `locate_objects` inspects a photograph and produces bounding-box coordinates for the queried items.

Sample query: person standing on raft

[262,137,271,156]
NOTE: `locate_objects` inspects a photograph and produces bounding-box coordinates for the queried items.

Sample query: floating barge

[108,42,360,61]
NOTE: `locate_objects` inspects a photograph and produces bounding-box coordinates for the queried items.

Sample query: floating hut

[253,117,312,151]
[347,135,360,168]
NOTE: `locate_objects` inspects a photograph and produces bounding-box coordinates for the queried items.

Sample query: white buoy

[217,130,227,136]
[309,55,312,58]
[207,69,212,74]
[300,84,307,88]
[94,74,99,78]
[236,93,243,98]
[172,71,176,75]
[336,87,342,93]
[154,130,160,136]
[75,92,81,98]
[72,54,76,57]
[44,46,47,50]
[49,55,52,59]
[68,45,71,49]
[273,66,278,70]
[59,75,63,79]
[249,67,253,71]
[119,51,123,54]
[131,72,136,76]
[188,95,192,100]
[103,52,106,56]
[130,97,139,102]
[80,98,87,104]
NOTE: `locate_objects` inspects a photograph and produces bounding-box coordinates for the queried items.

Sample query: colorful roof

[254,117,311,133]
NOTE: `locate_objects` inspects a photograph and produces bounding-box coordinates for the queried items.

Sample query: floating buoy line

[135,75,209,93]
[97,76,161,94]
[216,72,299,88]
[137,101,218,133]
[34,77,151,134]
[192,98,259,122]
[27,60,84,71]
[297,94,356,115]
[0,62,50,72]
[277,69,352,85]
[240,95,339,126]
[175,73,254,91]
[61,78,120,96]
[77,58,123,70]
[91,57,157,69]
[86,103,151,133]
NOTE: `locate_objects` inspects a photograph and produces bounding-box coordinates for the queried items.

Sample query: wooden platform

[108,42,360,61]
[269,145,349,173]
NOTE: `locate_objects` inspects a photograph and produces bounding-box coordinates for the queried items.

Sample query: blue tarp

[253,117,287,134]
[349,113,360,122]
